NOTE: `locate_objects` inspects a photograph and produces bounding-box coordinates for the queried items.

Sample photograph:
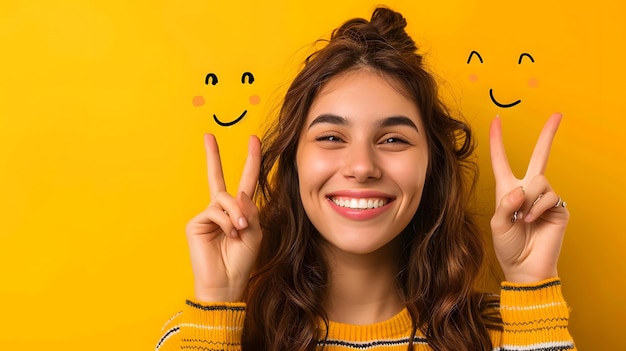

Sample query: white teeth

[358,199,367,209]
[331,197,388,209]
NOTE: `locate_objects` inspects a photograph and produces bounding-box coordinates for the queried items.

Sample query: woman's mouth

[329,196,389,210]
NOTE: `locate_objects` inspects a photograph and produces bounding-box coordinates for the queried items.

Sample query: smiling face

[192,71,261,126]
[295,69,429,256]
[466,50,537,108]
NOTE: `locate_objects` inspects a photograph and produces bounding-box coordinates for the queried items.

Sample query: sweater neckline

[322,307,414,342]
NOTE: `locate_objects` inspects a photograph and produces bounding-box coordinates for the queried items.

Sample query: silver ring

[554,197,567,208]
[511,211,519,223]
[532,193,544,206]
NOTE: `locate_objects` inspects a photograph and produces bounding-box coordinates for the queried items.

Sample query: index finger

[238,135,261,197]
[204,133,227,196]
[489,116,514,183]
[525,113,563,177]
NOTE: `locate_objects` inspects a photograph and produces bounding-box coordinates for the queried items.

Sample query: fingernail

[524,213,533,223]
[238,216,248,229]
[230,228,239,238]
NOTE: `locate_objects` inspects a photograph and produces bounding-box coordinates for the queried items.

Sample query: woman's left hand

[489,113,570,284]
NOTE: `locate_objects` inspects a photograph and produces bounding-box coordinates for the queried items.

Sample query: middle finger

[524,113,562,178]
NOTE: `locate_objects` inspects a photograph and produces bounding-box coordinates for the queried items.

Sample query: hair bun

[369,8,407,41]
[331,7,417,55]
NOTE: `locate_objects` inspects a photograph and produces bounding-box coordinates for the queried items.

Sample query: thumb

[491,186,525,234]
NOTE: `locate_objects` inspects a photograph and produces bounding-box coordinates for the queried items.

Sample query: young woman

[156,7,575,351]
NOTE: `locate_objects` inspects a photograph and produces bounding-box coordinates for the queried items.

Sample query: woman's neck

[322,240,404,325]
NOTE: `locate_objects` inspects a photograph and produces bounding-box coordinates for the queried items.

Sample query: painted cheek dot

[468,74,479,82]
[192,95,205,107]
[527,77,539,88]
[249,94,261,105]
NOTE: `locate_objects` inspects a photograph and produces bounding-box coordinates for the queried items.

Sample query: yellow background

[1,0,624,349]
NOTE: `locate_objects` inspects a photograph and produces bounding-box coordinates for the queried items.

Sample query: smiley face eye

[241,71,255,84]
[518,52,535,64]
[467,50,483,64]
[205,73,218,85]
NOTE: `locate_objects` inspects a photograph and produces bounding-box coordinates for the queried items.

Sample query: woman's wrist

[194,286,246,303]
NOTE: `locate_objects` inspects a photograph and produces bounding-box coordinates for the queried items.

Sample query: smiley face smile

[489,88,521,108]
[213,110,248,127]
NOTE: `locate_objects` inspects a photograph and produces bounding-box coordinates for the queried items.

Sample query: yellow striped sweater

[155,278,575,350]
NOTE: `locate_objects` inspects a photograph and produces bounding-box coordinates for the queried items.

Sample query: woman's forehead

[306,70,422,127]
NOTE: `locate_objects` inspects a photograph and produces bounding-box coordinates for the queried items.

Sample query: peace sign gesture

[489,113,570,284]
[185,134,262,302]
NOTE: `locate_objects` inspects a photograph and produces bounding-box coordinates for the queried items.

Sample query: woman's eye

[382,137,408,144]
[316,135,342,142]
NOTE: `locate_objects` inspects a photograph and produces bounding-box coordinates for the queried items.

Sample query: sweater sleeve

[496,277,576,351]
[155,300,246,351]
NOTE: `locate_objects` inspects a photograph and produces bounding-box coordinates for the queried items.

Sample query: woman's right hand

[185,134,262,302]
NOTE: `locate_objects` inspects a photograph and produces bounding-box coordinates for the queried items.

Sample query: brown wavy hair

[243,6,500,351]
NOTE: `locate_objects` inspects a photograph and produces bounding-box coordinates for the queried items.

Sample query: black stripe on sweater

[185,300,246,312]
[501,280,561,291]
[318,336,428,349]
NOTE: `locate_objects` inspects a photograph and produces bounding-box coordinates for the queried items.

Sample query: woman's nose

[341,143,382,182]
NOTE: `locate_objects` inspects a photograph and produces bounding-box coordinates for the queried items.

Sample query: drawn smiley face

[467,50,537,108]
[192,71,260,126]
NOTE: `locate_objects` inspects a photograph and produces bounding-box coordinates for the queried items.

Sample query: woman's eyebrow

[307,114,418,132]
[378,116,419,132]
[307,114,349,129]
